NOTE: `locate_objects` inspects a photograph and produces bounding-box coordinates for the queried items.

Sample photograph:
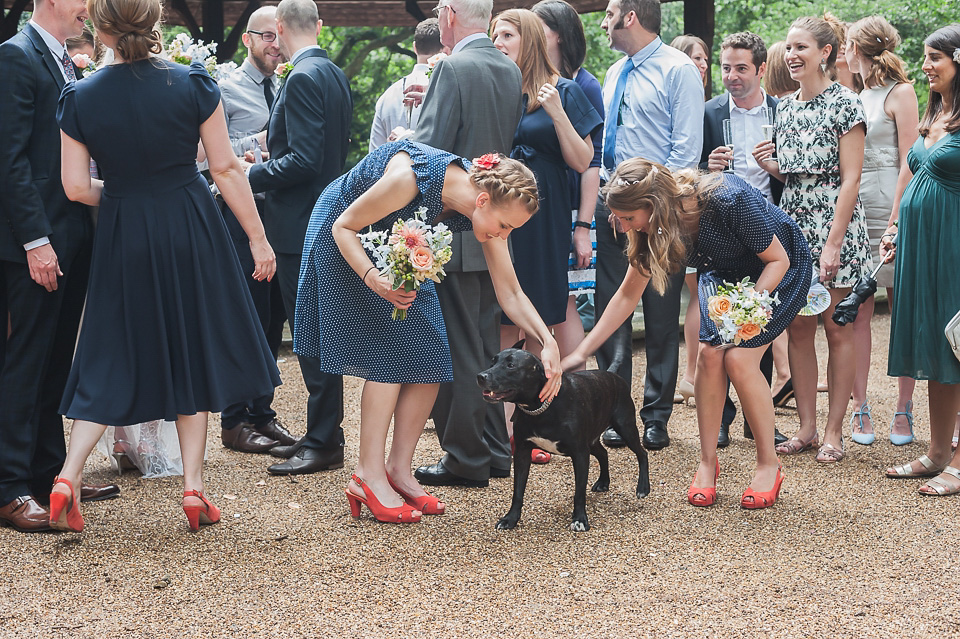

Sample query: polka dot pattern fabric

[295,141,471,383]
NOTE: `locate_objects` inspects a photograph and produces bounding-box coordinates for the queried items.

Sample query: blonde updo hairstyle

[603,159,721,293]
[847,16,912,89]
[88,0,163,63]
[790,12,847,80]
[469,154,540,216]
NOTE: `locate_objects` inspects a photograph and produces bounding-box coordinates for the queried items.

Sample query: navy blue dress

[296,141,472,384]
[57,60,281,424]
[506,78,603,325]
[690,174,812,348]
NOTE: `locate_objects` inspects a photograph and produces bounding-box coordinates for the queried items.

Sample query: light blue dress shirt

[600,37,704,178]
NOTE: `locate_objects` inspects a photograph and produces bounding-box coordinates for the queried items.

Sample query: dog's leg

[496,443,533,530]
[613,404,650,499]
[570,452,591,532]
[590,440,610,493]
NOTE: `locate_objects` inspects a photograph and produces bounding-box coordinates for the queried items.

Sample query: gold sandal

[815,439,845,464]
[885,454,945,479]
[918,467,960,496]
[776,431,818,455]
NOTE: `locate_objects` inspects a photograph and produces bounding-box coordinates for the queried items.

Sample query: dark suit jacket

[247,48,352,255]
[414,37,523,272]
[0,24,90,264]
[701,92,784,205]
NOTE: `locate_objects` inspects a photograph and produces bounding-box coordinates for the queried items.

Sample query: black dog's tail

[606,321,631,374]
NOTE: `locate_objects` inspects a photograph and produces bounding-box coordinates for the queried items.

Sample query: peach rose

[736,323,762,342]
[410,246,435,271]
[707,295,732,317]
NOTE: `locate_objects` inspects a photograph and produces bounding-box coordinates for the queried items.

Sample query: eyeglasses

[247,29,277,42]
[432,2,456,17]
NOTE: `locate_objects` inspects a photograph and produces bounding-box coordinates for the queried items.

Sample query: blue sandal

[889,400,915,446]
[850,402,875,445]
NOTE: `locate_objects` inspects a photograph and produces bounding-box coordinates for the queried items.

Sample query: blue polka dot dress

[295,141,472,383]
[689,174,812,348]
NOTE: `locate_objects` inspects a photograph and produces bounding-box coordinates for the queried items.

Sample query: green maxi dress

[888,131,960,383]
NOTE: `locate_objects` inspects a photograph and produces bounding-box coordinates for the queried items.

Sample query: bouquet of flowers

[706,277,779,346]
[358,208,453,320]
[164,33,236,80]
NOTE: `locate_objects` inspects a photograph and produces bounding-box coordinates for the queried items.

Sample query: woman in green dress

[881,24,960,496]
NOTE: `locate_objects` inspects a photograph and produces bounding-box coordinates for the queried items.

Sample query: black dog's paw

[637,479,651,499]
[591,479,610,493]
[570,519,590,532]
[495,516,519,530]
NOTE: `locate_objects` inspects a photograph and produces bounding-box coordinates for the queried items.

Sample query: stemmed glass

[760,106,776,160]
[721,119,735,172]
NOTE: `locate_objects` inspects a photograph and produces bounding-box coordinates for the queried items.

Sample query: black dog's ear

[511,339,525,350]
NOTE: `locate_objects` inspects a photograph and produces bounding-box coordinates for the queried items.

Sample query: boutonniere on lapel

[276,62,294,83]
[72,53,97,74]
[425,52,447,78]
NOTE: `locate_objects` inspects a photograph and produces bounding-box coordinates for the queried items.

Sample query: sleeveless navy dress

[57,60,281,424]
[296,141,472,384]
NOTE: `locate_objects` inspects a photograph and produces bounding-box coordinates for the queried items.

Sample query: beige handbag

[947,308,960,363]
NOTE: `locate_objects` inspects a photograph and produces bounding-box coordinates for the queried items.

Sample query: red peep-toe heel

[345,475,421,523]
[182,490,221,532]
[387,475,445,515]
[49,477,84,532]
[687,460,720,507]
[740,464,784,509]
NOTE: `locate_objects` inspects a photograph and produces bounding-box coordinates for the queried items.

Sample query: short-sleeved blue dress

[56,60,281,425]
[690,174,812,348]
[505,78,603,325]
[296,141,472,384]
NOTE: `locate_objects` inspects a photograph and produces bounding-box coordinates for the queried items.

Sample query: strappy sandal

[776,431,819,455]
[889,400,915,446]
[850,402,875,445]
[815,439,845,464]
[885,454,945,479]
[918,466,960,496]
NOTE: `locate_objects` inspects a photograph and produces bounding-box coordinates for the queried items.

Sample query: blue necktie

[602,58,634,172]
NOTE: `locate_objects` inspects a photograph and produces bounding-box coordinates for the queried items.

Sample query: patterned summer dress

[775,82,872,288]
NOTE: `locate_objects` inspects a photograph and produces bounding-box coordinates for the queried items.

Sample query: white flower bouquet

[705,277,779,346]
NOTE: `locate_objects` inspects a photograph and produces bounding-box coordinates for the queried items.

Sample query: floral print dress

[775,82,872,288]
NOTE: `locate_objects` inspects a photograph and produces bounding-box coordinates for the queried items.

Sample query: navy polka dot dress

[295,141,472,383]
[689,174,812,348]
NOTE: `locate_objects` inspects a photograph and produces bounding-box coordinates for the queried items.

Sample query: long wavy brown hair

[603,159,722,293]
[491,8,560,113]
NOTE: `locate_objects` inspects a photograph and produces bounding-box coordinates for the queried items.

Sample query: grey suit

[414,36,523,480]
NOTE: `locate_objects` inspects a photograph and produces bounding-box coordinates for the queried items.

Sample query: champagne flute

[721,118,735,172]
[404,67,429,128]
[760,106,776,161]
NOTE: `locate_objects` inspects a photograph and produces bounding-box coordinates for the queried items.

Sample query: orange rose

[736,323,762,342]
[707,295,732,317]
[410,246,435,271]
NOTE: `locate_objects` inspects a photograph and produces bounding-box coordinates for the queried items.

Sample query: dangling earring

[820,58,827,74]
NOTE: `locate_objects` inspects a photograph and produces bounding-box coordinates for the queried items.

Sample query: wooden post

[683,0,715,97]
[202,0,225,51]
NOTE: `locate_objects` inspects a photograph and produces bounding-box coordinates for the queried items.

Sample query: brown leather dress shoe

[0,496,52,532]
[268,437,304,459]
[267,446,344,475]
[81,483,120,502]
[222,423,279,453]
[254,418,298,446]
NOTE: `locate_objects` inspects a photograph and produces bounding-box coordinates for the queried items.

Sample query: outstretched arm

[482,238,562,401]
[332,152,421,311]
[561,266,648,371]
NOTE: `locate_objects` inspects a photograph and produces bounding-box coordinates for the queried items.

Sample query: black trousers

[275,251,344,450]
[594,197,682,428]
[218,199,287,429]
[0,243,90,504]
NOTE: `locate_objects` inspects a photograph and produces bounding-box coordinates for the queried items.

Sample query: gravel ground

[2,311,958,639]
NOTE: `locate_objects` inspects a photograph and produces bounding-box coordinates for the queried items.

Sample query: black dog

[477,341,650,532]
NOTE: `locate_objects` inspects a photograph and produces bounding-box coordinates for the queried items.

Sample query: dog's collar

[517,395,554,416]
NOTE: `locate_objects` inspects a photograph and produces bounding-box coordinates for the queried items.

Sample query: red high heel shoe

[182,490,221,532]
[387,475,445,515]
[740,464,784,510]
[510,436,551,464]
[687,460,720,507]
[345,475,421,523]
[49,477,84,532]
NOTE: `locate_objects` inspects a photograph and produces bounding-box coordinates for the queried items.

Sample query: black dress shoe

[642,421,670,450]
[772,378,794,408]
[269,437,305,459]
[717,423,731,449]
[601,427,626,448]
[414,461,488,487]
[267,446,344,475]
[743,422,788,445]
[222,423,278,453]
[490,466,511,478]
[255,418,298,446]
[80,483,120,502]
